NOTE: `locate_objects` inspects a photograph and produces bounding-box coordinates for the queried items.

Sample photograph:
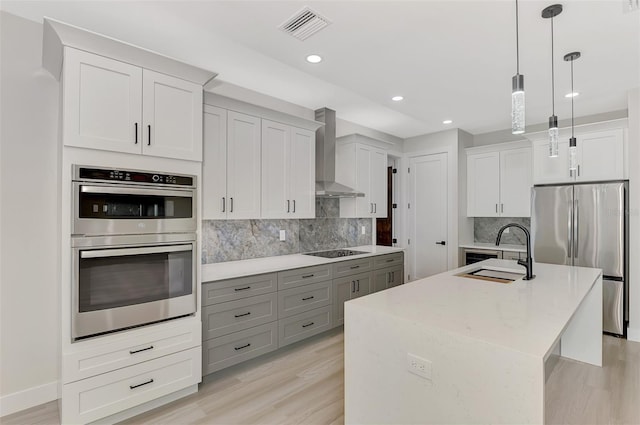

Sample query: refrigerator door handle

[567,200,573,259]
[574,200,579,258]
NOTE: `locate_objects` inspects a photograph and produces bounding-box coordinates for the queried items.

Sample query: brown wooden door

[376,166,393,246]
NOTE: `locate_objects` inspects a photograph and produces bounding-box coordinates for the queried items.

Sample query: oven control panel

[76,167,194,187]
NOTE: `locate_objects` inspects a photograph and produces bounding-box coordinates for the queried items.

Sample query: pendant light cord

[515,0,520,73]
[551,17,555,115]
[571,59,575,138]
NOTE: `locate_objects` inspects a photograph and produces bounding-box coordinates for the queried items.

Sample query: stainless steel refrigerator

[531,181,628,337]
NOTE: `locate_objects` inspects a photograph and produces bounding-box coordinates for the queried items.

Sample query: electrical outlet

[407,353,432,380]
[361,226,366,235]
[279,230,286,241]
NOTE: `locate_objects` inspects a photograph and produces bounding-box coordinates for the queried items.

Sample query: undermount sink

[456,267,525,284]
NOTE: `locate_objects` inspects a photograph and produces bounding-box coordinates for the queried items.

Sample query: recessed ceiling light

[442,120,453,124]
[306,54,322,64]
[565,92,580,98]
[391,96,404,101]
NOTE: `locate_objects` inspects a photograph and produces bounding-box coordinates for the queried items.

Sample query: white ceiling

[2,1,639,138]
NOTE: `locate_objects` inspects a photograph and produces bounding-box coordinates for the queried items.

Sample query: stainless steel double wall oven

[71,166,197,340]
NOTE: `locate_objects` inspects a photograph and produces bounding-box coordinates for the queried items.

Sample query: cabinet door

[333,278,353,327]
[63,48,142,154]
[500,147,532,217]
[142,69,203,161]
[355,146,373,216]
[261,120,289,218]
[227,111,261,219]
[577,129,624,182]
[467,152,500,217]
[372,268,390,293]
[532,139,573,184]
[387,264,404,287]
[289,127,315,218]
[351,272,372,299]
[370,149,388,218]
[202,106,227,219]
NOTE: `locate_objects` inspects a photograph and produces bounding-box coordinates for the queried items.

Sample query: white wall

[0,11,60,414]
[457,130,474,251]
[628,88,640,341]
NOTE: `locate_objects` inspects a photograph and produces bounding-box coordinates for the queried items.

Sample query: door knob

[435,241,446,246]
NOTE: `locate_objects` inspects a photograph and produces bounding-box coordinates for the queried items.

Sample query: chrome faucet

[495,223,535,280]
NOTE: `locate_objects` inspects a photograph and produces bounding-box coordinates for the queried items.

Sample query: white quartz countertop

[201,245,404,283]
[348,259,601,358]
[459,242,527,252]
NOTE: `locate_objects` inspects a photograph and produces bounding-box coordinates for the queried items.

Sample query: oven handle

[80,184,193,199]
[80,244,192,259]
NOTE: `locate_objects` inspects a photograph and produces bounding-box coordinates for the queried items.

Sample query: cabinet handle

[147,125,151,146]
[234,286,251,292]
[391,271,395,283]
[302,296,315,301]
[130,379,154,390]
[495,204,498,213]
[386,259,394,263]
[350,265,360,269]
[302,322,315,328]
[577,165,580,177]
[230,197,234,213]
[234,312,251,318]
[302,274,314,278]
[287,200,290,213]
[357,279,360,292]
[351,281,355,293]
[134,123,138,144]
[222,197,226,213]
[234,343,251,351]
[129,345,154,355]
[374,203,377,213]
[293,200,296,213]
[501,204,504,213]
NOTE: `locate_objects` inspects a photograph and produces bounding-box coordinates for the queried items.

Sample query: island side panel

[560,275,603,366]
[344,303,545,425]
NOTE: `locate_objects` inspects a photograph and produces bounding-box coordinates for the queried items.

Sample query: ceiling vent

[278,7,331,41]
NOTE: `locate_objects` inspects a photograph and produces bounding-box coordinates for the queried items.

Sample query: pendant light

[564,51,581,171]
[542,4,563,157]
[511,0,525,134]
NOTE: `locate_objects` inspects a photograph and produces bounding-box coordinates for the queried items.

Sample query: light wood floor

[3,330,639,425]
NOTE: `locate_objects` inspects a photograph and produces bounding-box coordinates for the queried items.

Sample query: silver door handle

[574,200,579,258]
[222,197,225,213]
[287,200,290,213]
[567,200,573,258]
[293,199,296,213]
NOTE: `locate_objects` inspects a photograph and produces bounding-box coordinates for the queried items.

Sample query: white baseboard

[628,326,640,342]
[0,381,59,418]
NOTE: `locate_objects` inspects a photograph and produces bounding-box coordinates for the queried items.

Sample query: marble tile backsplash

[474,217,530,245]
[202,198,372,264]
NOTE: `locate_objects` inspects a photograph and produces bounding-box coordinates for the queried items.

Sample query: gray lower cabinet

[373,264,404,292]
[333,257,373,279]
[278,280,332,318]
[202,293,278,340]
[202,272,277,306]
[278,305,332,347]
[278,264,332,290]
[202,321,278,374]
[373,252,403,269]
[333,271,372,327]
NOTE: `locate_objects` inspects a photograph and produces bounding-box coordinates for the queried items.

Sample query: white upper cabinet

[532,129,624,184]
[62,48,203,161]
[467,144,532,217]
[337,141,388,218]
[261,120,315,219]
[202,106,228,219]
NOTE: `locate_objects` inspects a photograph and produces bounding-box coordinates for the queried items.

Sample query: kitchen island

[344,259,602,424]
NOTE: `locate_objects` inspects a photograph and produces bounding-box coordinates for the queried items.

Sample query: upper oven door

[73,182,196,236]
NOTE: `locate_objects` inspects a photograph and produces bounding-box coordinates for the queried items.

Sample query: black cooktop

[304,249,368,258]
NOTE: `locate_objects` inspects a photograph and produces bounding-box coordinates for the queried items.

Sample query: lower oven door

[72,239,196,340]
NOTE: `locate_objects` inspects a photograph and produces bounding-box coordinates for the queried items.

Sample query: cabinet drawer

[278,264,333,290]
[202,273,277,306]
[202,293,277,340]
[202,322,278,375]
[61,346,200,425]
[278,280,332,318]
[333,257,373,279]
[278,305,332,347]
[63,319,200,383]
[373,253,404,269]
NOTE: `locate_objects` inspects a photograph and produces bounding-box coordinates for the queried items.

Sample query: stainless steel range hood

[315,108,364,198]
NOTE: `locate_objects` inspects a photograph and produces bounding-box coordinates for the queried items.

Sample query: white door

[227,111,261,219]
[289,127,315,218]
[532,139,573,184]
[142,69,203,161]
[63,48,142,154]
[466,152,500,217]
[408,153,448,280]
[370,149,388,218]
[500,147,532,217]
[202,106,227,219]
[261,120,289,218]
[577,129,624,182]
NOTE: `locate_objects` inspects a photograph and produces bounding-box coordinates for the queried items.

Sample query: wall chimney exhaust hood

[315,108,365,198]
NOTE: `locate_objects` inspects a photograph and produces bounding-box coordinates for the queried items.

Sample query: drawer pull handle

[129,345,154,355]
[350,265,360,269]
[234,286,252,292]
[302,296,315,301]
[302,322,315,328]
[130,379,154,390]
[234,312,251,318]
[386,259,394,262]
[302,274,314,278]
[234,343,251,351]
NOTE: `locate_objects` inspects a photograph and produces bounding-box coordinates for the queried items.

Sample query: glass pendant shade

[548,115,559,157]
[511,74,525,134]
[569,137,577,170]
